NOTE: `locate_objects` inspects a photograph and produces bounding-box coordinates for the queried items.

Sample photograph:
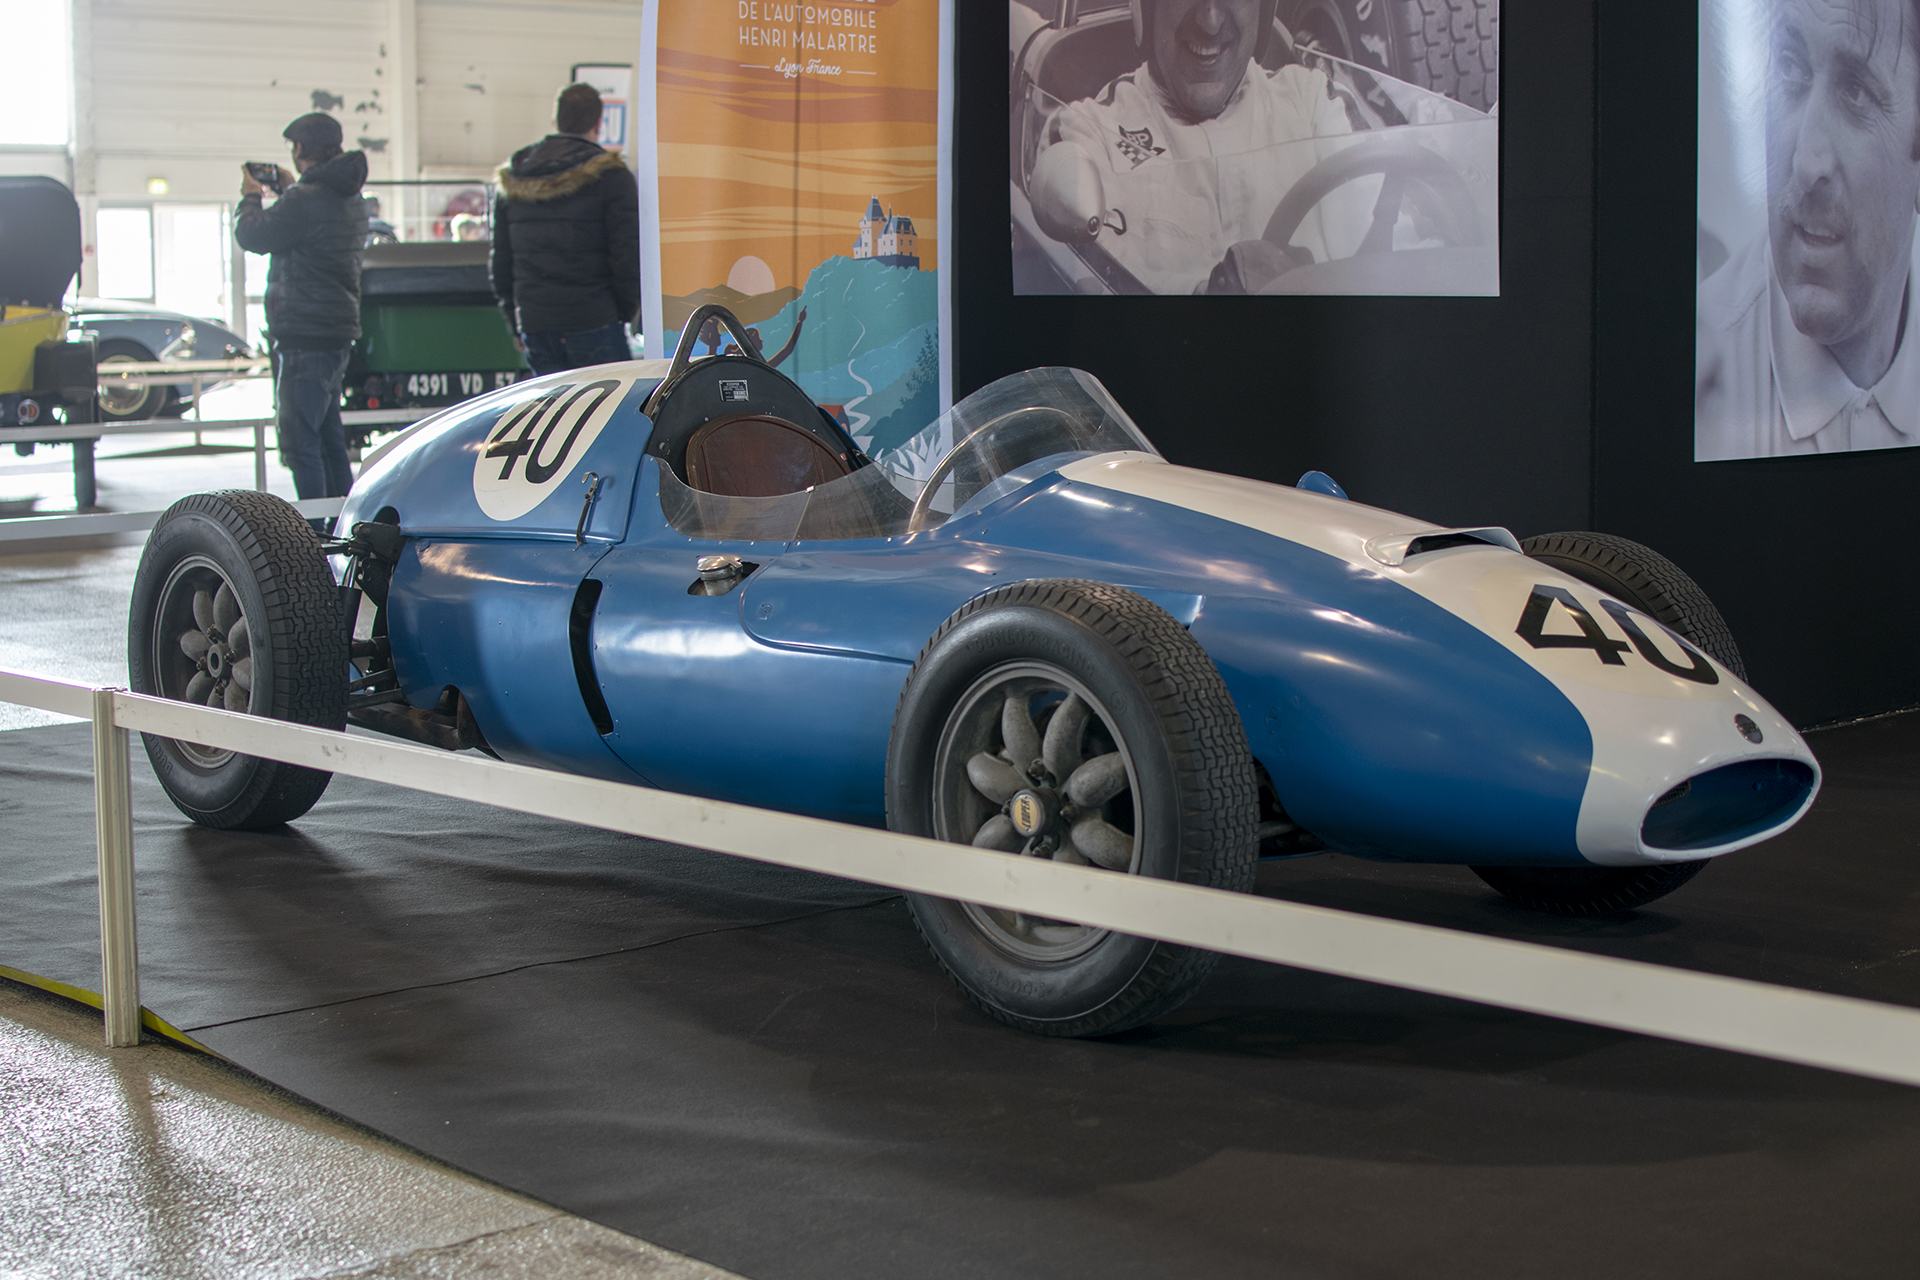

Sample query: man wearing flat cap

[236,112,369,501]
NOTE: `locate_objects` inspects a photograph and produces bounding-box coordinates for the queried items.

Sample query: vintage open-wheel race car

[128,305,1818,1037]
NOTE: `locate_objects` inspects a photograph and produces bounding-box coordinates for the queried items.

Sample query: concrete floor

[0,430,745,1279]
[0,980,738,1279]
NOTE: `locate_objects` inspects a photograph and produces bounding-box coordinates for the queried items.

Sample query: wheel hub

[1008,788,1060,838]
[152,558,257,766]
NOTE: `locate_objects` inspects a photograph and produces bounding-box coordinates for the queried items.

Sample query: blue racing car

[128,305,1819,1036]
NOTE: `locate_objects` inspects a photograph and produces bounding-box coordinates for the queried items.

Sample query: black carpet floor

[2,716,1917,1279]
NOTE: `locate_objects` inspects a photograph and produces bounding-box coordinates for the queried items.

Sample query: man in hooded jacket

[235,112,369,501]
[490,83,641,375]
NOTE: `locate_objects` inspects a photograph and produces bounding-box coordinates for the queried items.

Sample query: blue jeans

[275,345,353,499]
[520,322,630,377]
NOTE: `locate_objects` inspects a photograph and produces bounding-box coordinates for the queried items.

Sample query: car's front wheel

[128,490,345,828]
[887,580,1258,1037]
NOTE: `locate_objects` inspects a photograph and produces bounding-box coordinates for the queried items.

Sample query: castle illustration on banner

[659,190,937,468]
[851,196,920,270]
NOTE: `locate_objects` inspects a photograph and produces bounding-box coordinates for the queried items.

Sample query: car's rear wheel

[129,490,344,829]
[95,338,173,422]
[887,580,1258,1037]
[1471,532,1731,916]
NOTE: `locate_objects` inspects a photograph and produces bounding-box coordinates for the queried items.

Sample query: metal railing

[3,665,1920,1085]
[0,497,344,545]
[2,355,432,514]
[84,358,431,492]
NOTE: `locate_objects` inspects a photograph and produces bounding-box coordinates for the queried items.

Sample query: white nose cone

[1432,550,1820,866]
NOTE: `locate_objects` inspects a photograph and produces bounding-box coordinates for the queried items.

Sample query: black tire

[1470,862,1709,918]
[1520,531,1745,680]
[1400,0,1499,113]
[1470,531,1729,916]
[128,490,345,828]
[95,339,169,422]
[887,580,1258,1037]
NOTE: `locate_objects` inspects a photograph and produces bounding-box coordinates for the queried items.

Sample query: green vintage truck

[343,241,527,430]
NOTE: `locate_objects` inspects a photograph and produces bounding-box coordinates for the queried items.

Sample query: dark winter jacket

[234,150,369,350]
[491,135,640,334]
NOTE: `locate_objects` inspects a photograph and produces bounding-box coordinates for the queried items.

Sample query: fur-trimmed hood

[496,135,626,202]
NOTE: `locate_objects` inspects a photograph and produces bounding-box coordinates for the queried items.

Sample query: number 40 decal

[1515,585,1718,685]
[484,379,621,484]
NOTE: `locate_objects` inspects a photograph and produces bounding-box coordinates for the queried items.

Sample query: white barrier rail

[3,665,1919,1085]
[0,497,345,545]
[97,357,270,380]
[5,411,434,444]
[4,416,270,445]
[0,406,429,508]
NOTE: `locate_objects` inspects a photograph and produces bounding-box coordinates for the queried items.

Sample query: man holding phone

[236,112,369,501]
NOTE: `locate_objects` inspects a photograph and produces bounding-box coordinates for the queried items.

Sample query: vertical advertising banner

[638,1,953,470]
[1698,0,1920,460]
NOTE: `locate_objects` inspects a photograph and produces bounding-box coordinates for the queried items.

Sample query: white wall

[417,0,640,175]
[62,0,638,315]
[0,149,72,183]
[81,0,640,203]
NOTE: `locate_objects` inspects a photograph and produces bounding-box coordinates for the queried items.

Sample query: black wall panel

[1593,2,1920,725]
[957,2,1914,726]
[954,2,1597,537]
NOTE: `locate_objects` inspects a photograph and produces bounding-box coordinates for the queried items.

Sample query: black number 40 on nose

[1516,584,1717,685]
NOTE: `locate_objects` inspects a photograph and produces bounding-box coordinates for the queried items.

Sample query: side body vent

[570,578,615,736]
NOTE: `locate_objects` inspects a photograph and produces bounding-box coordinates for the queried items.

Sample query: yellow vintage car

[0,176,101,504]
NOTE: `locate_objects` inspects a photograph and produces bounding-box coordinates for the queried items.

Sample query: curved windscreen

[658,367,1158,543]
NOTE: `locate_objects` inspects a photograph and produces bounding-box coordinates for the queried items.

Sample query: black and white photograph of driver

[1010,0,1501,297]
[1697,0,1920,459]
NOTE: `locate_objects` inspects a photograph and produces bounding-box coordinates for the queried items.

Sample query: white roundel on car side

[471,376,630,521]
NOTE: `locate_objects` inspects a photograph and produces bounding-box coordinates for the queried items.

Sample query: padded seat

[644,351,861,496]
[685,413,851,497]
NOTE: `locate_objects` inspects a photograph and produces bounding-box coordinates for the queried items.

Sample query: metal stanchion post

[191,373,203,447]
[257,353,274,491]
[90,687,141,1048]
[71,438,97,510]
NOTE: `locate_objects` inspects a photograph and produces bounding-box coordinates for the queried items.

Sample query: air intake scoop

[1364,526,1522,567]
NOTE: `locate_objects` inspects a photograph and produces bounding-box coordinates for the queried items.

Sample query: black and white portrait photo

[1008,0,1501,297]
[1698,0,1920,460]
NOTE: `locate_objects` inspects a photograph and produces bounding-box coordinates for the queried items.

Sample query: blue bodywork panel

[967,478,1593,864]
[588,459,908,823]
[360,384,1593,865]
[713,473,1592,864]
[387,537,641,784]
[342,377,658,542]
